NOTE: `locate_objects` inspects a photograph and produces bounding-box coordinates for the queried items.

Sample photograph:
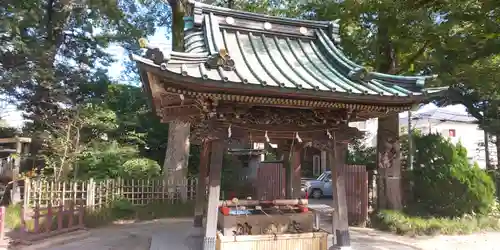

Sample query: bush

[408,133,495,217]
[372,210,500,236]
[121,158,161,179]
[84,199,195,227]
[76,141,139,180]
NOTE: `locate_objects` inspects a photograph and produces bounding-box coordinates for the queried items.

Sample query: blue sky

[107,29,170,81]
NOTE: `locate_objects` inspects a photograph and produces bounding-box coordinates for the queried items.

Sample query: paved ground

[6,199,500,250]
[309,198,500,250]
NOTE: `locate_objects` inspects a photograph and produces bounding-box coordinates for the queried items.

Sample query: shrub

[121,158,161,179]
[408,133,495,217]
[372,210,500,236]
[76,141,139,180]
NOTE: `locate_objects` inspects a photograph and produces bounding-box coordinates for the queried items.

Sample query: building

[131,1,437,248]
[350,103,496,169]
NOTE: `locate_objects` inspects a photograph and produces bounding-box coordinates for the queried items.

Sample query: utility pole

[483,103,491,169]
[407,110,413,170]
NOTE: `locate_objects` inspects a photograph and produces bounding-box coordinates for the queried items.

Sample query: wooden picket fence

[23,177,198,209]
[19,202,85,242]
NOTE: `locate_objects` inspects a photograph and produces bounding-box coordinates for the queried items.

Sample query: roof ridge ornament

[138,38,171,65]
[348,67,373,81]
[328,19,341,44]
[205,48,235,71]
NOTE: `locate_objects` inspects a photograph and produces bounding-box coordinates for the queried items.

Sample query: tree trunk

[375,15,402,210]
[376,114,403,210]
[164,0,191,201]
[171,0,188,52]
[30,1,73,175]
[163,120,190,201]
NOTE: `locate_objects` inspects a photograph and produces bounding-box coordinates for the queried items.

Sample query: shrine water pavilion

[132,1,437,250]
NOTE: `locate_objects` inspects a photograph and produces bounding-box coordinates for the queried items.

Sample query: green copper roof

[131,1,436,99]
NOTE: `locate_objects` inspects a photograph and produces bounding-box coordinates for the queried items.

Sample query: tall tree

[429,0,500,169]
[303,0,500,209]
[303,0,443,210]
[162,0,191,201]
[1,0,170,176]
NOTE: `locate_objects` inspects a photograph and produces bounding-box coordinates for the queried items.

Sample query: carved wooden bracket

[190,119,244,145]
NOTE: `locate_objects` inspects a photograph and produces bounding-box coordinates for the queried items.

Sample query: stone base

[203,236,216,250]
[329,247,352,250]
[335,229,351,246]
[190,226,204,237]
[218,212,314,236]
[194,215,204,227]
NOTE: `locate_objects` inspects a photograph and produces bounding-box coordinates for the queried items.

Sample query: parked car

[301,171,333,199]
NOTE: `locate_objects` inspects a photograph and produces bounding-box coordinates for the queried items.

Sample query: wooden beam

[204,140,225,250]
[146,72,166,112]
[329,141,350,248]
[159,105,201,123]
[193,140,210,234]
[190,120,362,144]
[219,199,308,207]
[0,137,31,144]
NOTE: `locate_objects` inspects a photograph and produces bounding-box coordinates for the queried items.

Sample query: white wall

[350,119,497,169]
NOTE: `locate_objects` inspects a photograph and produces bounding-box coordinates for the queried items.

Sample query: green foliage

[408,133,495,217]
[1,0,172,179]
[4,203,23,230]
[5,199,195,230]
[84,199,195,228]
[372,209,500,236]
[22,82,171,180]
[347,134,376,170]
[76,141,139,180]
[104,84,170,166]
[187,144,201,176]
[228,0,304,17]
[221,154,241,194]
[121,158,161,179]
[110,198,136,219]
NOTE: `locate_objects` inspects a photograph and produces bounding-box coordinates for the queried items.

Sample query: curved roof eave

[131,1,438,103]
[131,53,428,105]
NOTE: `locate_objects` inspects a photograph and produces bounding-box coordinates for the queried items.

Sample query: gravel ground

[5,217,500,250]
[415,232,500,250]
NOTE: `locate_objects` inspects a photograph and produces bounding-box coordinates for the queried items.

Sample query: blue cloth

[228,210,252,215]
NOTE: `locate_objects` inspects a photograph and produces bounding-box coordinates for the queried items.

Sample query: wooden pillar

[203,140,225,250]
[193,140,210,234]
[376,114,402,210]
[11,136,22,204]
[321,150,327,173]
[329,141,350,249]
[163,119,191,201]
[278,140,293,199]
[292,144,302,198]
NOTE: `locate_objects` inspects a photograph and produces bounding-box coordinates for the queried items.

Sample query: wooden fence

[340,165,368,226]
[20,202,85,242]
[256,162,285,200]
[23,177,198,208]
[256,163,369,226]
